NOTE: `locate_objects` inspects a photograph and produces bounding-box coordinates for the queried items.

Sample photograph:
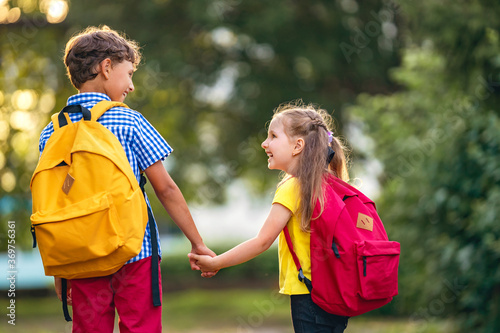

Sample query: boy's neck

[79,77,106,95]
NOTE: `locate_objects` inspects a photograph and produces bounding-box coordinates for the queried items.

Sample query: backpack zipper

[363,256,367,276]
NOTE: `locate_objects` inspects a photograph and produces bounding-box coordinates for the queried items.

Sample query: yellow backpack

[30,101,149,280]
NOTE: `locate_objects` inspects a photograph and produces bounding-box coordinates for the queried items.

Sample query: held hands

[188,253,220,276]
[188,244,219,278]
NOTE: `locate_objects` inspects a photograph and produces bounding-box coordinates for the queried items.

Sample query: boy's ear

[99,58,112,79]
[293,138,305,156]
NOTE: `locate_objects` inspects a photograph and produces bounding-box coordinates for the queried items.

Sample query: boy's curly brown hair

[63,25,141,89]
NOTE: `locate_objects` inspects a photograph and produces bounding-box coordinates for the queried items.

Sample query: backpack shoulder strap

[283,226,313,292]
[52,105,92,131]
[51,112,64,131]
[50,101,128,130]
[283,226,302,270]
[90,100,129,121]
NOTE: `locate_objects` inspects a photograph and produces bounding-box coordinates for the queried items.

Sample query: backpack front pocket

[356,240,400,300]
[31,192,122,267]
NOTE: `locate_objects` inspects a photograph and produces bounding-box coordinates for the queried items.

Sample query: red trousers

[70,257,162,333]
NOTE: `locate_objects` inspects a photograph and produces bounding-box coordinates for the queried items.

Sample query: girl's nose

[261,139,268,149]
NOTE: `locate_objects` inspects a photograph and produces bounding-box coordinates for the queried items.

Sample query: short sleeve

[38,122,54,154]
[132,113,173,171]
[272,177,300,214]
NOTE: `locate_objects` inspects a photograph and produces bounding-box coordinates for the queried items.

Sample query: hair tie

[327,131,333,143]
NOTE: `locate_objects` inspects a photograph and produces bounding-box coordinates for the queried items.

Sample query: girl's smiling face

[261,118,300,174]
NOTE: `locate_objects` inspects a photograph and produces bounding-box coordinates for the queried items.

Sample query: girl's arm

[188,203,292,272]
[145,161,216,276]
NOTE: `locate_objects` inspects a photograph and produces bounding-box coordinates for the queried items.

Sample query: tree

[349,0,500,330]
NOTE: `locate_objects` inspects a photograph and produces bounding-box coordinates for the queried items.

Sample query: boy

[38,25,216,332]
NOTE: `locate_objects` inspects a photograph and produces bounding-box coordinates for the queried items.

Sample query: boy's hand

[189,245,218,278]
[54,277,72,306]
[188,253,220,274]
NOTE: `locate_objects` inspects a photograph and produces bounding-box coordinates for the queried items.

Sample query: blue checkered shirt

[38,92,172,264]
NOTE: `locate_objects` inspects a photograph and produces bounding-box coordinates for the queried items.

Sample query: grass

[0,289,456,333]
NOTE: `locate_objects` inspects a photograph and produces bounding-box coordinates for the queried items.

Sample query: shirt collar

[67,92,111,106]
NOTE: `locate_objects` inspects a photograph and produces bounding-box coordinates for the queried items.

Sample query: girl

[189,101,350,332]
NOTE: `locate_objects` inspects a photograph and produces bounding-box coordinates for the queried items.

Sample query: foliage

[348,1,500,331]
[0,0,400,245]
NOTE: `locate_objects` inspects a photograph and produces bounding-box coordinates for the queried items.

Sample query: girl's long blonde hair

[273,101,349,232]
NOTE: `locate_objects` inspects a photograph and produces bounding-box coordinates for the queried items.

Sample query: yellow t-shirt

[272,177,311,295]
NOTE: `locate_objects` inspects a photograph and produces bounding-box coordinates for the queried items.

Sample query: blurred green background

[1,0,500,332]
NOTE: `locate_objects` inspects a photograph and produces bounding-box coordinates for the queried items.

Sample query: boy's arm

[189,203,291,272]
[144,161,216,275]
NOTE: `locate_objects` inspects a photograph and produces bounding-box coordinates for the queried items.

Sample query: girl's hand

[189,244,218,278]
[188,253,220,273]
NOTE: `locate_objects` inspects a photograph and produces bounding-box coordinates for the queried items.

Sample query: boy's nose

[129,83,135,92]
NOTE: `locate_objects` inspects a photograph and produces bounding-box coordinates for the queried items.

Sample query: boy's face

[104,60,135,102]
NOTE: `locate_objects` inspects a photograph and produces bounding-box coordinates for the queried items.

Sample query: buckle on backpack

[298,268,305,282]
[298,268,313,292]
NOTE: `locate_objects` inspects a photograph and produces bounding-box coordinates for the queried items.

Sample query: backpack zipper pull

[31,226,37,248]
[332,241,341,258]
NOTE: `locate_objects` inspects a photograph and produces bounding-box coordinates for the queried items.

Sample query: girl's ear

[293,138,305,156]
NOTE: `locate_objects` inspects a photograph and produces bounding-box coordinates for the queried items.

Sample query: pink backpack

[284,175,400,317]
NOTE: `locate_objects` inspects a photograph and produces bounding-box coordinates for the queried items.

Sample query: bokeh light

[0,120,9,141]
[0,3,9,23]
[11,131,31,155]
[39,0,68,23]
[39,90,56,113]
[18,0,38,13]
[6,6,20,23]
[0,151,5,169]
[1,169,16,192]
[12,89,38,111]
[10,110,37,131]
